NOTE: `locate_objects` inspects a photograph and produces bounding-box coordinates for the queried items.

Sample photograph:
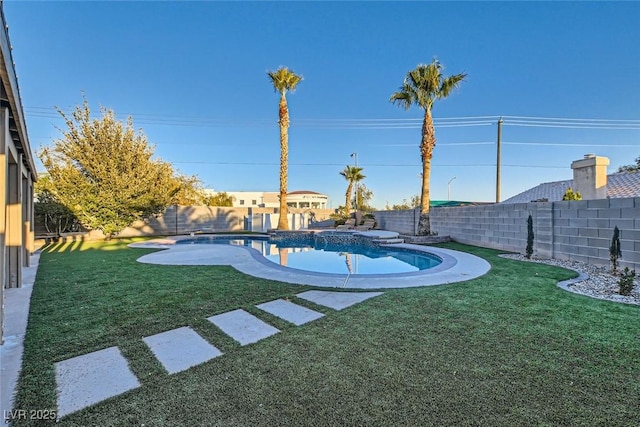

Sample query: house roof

[502,171,640,203]
[288,190,325,195]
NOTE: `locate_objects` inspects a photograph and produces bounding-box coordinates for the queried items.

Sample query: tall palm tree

[339,165,365,215]
[390,58,466,235]
[267,67,303,230]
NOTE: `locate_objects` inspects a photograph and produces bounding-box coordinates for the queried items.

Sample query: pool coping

[129,234,491,289]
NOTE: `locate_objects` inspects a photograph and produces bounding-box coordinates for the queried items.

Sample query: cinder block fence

[373,197,640,270]
[36,207,335,241]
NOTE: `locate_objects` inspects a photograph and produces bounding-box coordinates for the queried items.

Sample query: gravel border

[499,254,639,306]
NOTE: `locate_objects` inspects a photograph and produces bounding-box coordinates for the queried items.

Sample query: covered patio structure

[0,5,37,344]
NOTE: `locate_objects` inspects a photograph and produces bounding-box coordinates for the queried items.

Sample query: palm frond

[390,58,465,111]
[389,90,413,110]
[340,165,366,182]
[438,72,467,100]
[267,67,303,94]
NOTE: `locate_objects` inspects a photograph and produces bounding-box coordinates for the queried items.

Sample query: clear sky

[4,1,640,209]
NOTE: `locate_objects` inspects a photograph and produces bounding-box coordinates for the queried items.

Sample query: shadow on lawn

[40,238,139,254]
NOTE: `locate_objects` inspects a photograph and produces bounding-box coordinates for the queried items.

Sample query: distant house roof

[502,171,640,203]
[288,190,324,195]
[431,200,490,207]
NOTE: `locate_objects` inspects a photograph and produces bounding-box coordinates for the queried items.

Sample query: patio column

[0,106,6,342]
[6,155,22,288]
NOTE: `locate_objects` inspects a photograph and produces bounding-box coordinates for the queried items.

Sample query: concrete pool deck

[130,235,491,289]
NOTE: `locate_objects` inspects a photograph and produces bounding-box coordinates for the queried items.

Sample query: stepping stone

[55,346,139,418]
[296,290,384,311]
[143,326,222,374]
[207,309,279,346]
[256,299,324,326]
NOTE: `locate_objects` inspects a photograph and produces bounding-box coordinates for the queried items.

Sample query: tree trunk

[418,108,436,235]
[277,94,290,230]
[344,182,353,216]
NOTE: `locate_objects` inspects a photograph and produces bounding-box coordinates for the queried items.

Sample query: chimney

[570,154,609,200]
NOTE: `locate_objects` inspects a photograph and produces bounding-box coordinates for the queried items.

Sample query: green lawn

[12,240,640,426]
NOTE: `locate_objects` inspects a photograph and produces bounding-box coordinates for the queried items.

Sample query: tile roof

[502,171,640,203]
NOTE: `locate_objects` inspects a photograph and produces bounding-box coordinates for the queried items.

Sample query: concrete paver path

[256,299,325,325]
[18,281,383,419]
[54,346,140,418]
[207,309,280,346]
[296,290,384,310]
[143,326,223,374]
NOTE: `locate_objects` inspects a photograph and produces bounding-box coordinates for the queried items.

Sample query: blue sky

[5,1,639,209]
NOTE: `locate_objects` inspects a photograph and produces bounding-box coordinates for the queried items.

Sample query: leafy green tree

[39,98,189,239]
[171,174,210,205]
[390,58,466,235]
[562,187,582,201]
[34,174,79,234]
[205,192,235,207]
[385,198,418,210]
[389,201,411,210]
[267,66,303,230]
[617,155,640,173]
[339,165,365,214]
[353,183,375,213]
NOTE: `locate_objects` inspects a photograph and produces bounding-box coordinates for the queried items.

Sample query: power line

[377,142,495,147]
[24,106,640,130]
[502,115,640,123]
[172,160,568,169]
[504,142,640,147]
[26,106,640,124]
[503,122,640,130]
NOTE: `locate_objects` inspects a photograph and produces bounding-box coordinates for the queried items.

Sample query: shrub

[618,267,636,296]
[610,226,622,273]
[562,187,582,201]
[526,214,534,259]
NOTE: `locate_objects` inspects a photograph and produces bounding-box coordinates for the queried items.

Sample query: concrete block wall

[373,197,639,270]
[373,209,420,235]
[551,198,639,269]
[428,203,553,258]
[36,206,335,239]
[117,206,249,237]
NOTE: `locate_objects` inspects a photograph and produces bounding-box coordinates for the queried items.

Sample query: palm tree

[267,67,303,230]
[339,165,365,215]
[390,58,466,235]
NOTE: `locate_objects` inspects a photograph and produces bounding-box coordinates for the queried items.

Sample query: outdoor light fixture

[448,177,457,201]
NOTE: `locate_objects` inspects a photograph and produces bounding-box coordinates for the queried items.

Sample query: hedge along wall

[373,197,640,270]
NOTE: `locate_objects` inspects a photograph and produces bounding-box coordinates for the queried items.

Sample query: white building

[210,190,329,209]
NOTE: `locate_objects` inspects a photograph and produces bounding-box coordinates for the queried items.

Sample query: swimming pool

[131,234,491,289]
[176,236,442,275]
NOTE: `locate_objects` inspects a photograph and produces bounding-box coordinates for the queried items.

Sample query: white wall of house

[208,190,329,209]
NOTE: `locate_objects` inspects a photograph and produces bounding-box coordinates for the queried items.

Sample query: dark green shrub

[610,226,622,273]
[526,214,534,259]
[618,267,636,296]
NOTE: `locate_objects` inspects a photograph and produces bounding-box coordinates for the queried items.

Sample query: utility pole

[496,117,503,203]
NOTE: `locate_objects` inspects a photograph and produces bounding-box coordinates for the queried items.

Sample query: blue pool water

[177,236,442,275]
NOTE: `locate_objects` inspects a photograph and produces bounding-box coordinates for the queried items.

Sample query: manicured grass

[12,240,640,426]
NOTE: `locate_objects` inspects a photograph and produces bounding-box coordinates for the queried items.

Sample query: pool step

[371,238,404,244]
